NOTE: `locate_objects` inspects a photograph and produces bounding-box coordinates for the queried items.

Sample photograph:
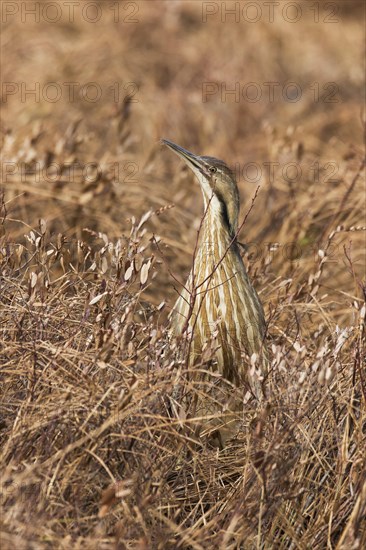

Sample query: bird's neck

[198,200,237,260]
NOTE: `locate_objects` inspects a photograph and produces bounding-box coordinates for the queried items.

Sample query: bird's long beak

[161,139,205,175]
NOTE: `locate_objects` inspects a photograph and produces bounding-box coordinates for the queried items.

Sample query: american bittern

[162,139,267,443]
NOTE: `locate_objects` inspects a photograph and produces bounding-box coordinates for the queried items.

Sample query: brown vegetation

[1,1,365,548]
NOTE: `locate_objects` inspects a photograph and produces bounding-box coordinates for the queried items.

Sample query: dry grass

[1,1,365,548]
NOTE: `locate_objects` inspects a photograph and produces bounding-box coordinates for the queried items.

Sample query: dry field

[1,1,365,548]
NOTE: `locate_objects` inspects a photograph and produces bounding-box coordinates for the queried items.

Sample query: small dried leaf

[137,210,153,230]
[360,305,365,321]
[89,292,108,305]
[30,272,38,288]
[250,353,257,367]
[310,285,319,297]
[298,371,306,384]
[124,264,134,281]
[101,256,108,274]
[134,255,143,272]
[128,341,135,356]
[140,260,151,285]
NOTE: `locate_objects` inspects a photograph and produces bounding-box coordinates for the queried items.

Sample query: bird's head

[161,139,240,235]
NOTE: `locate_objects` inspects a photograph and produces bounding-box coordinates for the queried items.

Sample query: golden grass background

[1,1,365,548]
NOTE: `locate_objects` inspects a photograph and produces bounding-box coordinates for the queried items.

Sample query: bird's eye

[209,166,217,173]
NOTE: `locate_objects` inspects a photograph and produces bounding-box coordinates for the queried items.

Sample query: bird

[161,139,268,446]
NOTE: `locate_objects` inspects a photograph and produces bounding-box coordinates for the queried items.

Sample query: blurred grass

[1,1,365,548]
